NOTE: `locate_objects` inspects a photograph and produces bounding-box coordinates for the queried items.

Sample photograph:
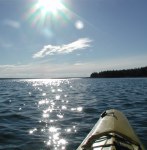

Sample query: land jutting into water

[90,66,147,78]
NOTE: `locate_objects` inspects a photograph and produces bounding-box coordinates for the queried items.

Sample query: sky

[0,0,147,78]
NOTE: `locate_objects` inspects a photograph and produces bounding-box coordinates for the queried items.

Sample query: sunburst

[26,0,71,28]
[37,0,65,16]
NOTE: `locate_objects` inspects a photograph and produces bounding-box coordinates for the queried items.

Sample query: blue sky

[0,0,147,78]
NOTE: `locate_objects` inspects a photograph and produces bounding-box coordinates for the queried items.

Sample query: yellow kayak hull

[77,109,145,150]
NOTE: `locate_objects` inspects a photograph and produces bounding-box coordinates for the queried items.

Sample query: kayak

[77,109,145,150]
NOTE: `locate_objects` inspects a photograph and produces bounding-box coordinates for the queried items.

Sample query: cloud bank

[0,55,147,78]
[33,38,92,58]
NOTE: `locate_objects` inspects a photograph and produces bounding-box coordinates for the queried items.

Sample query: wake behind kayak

[77,109,145,150]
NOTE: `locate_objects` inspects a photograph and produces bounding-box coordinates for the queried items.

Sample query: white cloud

[3,19,20,29]
[33,38,92,58]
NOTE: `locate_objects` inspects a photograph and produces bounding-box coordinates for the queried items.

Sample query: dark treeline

[90,66,147,78]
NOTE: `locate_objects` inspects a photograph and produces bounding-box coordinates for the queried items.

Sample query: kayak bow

[77,109,145,150]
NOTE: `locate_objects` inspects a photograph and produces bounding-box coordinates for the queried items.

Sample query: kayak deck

[77,109,145,150]
[91,133,140,150]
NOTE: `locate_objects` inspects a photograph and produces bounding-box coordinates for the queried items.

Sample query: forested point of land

[90,66,147,78]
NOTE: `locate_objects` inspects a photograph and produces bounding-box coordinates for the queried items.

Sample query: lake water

[0,78,147,150]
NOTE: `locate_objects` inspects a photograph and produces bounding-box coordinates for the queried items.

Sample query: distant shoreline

[0,77,89,80]
[0,76,147,80]
[90,66,147,78]
[1,66,147,79]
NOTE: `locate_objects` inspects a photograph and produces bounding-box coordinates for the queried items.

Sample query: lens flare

[75,20,84,30]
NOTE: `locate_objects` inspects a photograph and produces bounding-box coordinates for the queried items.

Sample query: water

[0,78,147,150]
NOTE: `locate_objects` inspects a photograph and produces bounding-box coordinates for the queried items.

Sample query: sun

[37,0,64,16]
[26,0,71,28]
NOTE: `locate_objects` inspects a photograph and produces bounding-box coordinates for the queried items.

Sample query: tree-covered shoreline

[90,66,147,78]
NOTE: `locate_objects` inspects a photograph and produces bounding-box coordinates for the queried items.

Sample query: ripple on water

[0,78,147,149]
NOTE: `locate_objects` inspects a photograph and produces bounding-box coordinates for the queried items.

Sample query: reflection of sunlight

[41,128,45,132]
[47,140,51,146]
[66,128,71,133]
[27,79,69,87]
[49,119,55,123]
[58,139,67,145]
[65,127,77,133]
[29,128,37,134]
[51,89,55,93]
[77,106,83,112]
[71,106,83,112]
[42,92,46,96]
[47,128,67,148]
[53,133,60,140]
[57,88,62,92]
[49,126,58,133]
[43,113,49,118]
[57,114,64,119]
[43,107,53,113]
[26,79,78,149]
[38,99,49,105]
[61,105,67,110]
[55,95,60,100]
